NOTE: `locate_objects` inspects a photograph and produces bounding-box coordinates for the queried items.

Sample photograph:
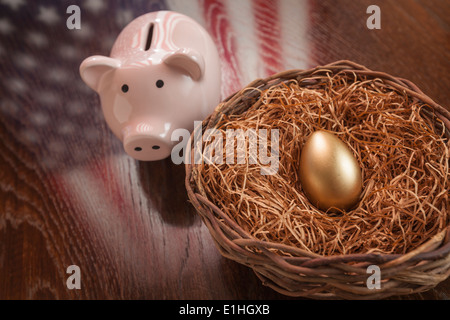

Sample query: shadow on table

[137,157,198,227]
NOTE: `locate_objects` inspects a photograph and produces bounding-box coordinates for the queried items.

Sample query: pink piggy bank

[80,11,221,161]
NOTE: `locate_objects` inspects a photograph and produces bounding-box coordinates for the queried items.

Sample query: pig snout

[124,135,171,161]
[122,122,173,161]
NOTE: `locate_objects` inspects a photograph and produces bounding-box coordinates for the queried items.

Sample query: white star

[14,53,38,70]
[46,68,69,83]
[58,122,75,135]
[27,31,49,47]
[84,0,105,14]
[67,101,85,116]
[1,0,25,11]
[37,6,60,25]
[0,18,14,34]
[36,90,60,106]
[30,112,50,126]
[6,78,27,93]
[58,45,78,60]
[116,9,134,28]
[72,22,93,40]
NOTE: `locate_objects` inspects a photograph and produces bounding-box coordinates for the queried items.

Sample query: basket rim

[186,186,450,267]
[185,59,450,266]
[216,60,450,132]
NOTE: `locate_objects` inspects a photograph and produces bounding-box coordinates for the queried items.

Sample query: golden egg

[299,130,362,212]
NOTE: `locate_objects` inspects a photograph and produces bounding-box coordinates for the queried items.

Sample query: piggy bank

[80,11,221,161]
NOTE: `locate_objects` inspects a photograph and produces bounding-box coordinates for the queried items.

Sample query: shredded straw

[196,72,449,256]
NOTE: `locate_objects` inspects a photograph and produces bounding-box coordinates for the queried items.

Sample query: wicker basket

[185,60,450,299]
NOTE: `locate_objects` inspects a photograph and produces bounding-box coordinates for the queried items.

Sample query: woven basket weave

[185,60,450,299]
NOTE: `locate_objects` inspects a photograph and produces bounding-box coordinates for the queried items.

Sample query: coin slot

[145,23,154,51]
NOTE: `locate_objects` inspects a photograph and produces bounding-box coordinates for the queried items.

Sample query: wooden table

[0,0,448,300]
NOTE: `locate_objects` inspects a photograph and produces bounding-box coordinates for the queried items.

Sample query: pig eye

[121,84,129,93]
[156,80,164,88]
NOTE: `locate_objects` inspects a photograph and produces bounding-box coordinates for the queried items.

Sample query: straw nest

[185,60,450,299]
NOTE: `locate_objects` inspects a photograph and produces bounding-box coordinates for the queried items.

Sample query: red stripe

[200,0,242,98]
[252,0,283,76]
[307,0,321,66]
[90,157,126,208]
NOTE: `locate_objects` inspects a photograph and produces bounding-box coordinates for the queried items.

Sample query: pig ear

[80,55,121,91]
[164,49,205,81]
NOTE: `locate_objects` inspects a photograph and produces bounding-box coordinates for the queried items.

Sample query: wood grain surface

[0,0,449,300]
